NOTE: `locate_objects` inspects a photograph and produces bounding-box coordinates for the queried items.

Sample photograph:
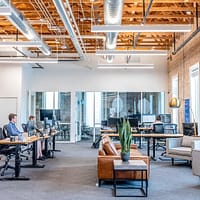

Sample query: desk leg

[52,135,61,152]
[147,138,150,157]
[151,138,157,161]
[21,140,45,168]
[138,136,142,149]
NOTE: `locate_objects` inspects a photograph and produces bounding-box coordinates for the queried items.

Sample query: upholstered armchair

[166,136,200,165]
[192,148,200,177]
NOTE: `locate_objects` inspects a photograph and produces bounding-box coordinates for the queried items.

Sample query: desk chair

[0,127,15,176]
[152,123,166,150]
[3,124,29,161]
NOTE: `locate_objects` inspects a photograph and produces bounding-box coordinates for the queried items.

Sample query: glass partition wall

[35,92,71,142]
[76,92,165,142]
[29,91,165,143]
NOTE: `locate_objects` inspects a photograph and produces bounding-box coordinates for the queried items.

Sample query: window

[171,75,179,124]
[190,63,199,131]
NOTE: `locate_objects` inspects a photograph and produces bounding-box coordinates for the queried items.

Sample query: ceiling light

[0,41,43,47]
[0,7,11,15]
[0,57,58,63]
[91,24,192,33]
[97,64,154,69]
[96,50,167,56]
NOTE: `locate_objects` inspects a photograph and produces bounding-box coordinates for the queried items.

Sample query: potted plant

[117,118,132,162]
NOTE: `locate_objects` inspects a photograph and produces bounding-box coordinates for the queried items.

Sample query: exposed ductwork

[104,0,124,63]
[0,0,51,56]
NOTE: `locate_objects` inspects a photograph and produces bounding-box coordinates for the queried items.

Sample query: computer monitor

[128,118,138,128]
[142,114,156,123]
[107,117,118,128]
[40,109,61,121]
[182,123,198,136]
[160,114,171,123]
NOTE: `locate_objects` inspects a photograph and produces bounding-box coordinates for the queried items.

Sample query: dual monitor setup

[102,114,171,129]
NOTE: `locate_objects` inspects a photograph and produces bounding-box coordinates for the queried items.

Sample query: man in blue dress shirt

[7,113,23,141]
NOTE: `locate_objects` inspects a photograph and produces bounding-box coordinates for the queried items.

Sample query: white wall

[0,55,168,141]
[0,64,22,128]
[28,55,168,92]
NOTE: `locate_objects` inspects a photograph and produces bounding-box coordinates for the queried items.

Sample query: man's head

[8,113,17,122]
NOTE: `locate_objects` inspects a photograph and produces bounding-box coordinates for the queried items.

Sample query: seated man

[7,113,23,141]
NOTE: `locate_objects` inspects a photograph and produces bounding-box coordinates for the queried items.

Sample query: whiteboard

[0,97,17,128]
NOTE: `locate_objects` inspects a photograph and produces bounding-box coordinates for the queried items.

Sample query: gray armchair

[192,147,200,177]
[166,136,200,165]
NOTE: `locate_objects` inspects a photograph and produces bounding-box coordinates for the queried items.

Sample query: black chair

[152,123,165,150]
[163,123,177,134]
[0,127,15,176]
[21,123,27,132]
[3,124,29,161]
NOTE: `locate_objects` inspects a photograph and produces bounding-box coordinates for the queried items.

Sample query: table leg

[151,138,157,161]
[52,134,61,152]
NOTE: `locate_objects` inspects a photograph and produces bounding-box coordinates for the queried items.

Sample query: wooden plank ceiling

[0,0,199,57]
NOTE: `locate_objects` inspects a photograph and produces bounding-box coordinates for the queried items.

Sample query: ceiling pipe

[104,0,124,63]
[133,0,154,48]
[172,3,199,55]
[172,27,200,55]
[53,0,86,60]
[0,0,51,56]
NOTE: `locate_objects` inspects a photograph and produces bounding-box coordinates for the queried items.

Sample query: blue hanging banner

[184,99,190,123]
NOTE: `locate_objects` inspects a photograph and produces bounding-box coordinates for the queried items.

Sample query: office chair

[3,124,29,161]
[0,127,15,176]
[21,123,27,132]
[152,123,166,150]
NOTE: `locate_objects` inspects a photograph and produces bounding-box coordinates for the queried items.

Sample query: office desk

[0,136,41,180]
[101,132,183,160]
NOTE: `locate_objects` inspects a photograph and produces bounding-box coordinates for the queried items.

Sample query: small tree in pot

[117,118,132,162]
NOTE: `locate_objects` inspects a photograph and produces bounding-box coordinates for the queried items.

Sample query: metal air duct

[104,0,124,63]
[0,0,51,56]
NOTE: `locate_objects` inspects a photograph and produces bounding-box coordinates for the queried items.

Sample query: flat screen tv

[40,109,61,121]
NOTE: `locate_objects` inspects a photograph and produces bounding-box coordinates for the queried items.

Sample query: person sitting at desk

[27,115,45,161]
[7,113,23,141]
[151,115,163,128]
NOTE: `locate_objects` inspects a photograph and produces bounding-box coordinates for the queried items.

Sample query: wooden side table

[113,160,148,197]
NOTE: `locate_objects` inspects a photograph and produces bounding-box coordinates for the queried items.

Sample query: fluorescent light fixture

[0,41,43,47]
[0,57,58,63]
[96,50,167,56]
[91,24,192,33]
[0,7,11,15]
[97,64,154,69]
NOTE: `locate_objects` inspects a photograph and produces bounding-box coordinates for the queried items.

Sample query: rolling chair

[21,123,33,156]
[152,123,166,150]
[0,127,15,176]
[3,124,29,161]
